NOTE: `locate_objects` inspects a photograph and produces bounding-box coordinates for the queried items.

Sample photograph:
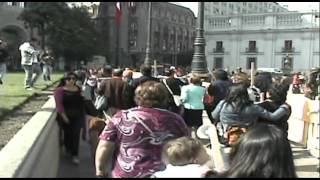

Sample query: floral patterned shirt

[99,106,190,178]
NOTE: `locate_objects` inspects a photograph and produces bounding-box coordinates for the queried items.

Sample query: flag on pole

[115,2,122,26]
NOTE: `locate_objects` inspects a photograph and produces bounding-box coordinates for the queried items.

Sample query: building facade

[0,2,32,70]
[95,2,196,68]
[204,11,320,73]
[204,2,287,16]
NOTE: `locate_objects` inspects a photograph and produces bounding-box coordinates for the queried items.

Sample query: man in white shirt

[19,38,41,90]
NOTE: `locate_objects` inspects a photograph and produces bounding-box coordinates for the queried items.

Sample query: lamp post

[144,2,152,66]
[191,2,209,79]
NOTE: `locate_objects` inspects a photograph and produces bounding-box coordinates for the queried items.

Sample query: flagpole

[116,23,120,68]
[144,2,152,66]
[115,2,121,68]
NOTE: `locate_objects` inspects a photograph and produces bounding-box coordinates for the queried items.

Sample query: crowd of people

[0,35,318,177]
[50,61,319,178]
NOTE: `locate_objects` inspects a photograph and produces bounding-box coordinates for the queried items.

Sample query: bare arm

[54,87,69,124]
[95,140,115,177]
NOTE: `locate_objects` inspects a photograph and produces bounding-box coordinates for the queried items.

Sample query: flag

[115,2,122,26]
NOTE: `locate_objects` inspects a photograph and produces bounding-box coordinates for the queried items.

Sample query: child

[152,136,211,178]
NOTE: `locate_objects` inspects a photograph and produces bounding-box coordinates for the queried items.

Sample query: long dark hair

[57,72,78,87]
[268,83,288,105]
[225,84,252,112]
[225,123,297,178]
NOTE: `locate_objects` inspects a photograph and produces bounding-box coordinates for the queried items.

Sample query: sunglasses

[66,77,77,81]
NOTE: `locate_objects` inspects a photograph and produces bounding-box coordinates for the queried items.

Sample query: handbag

[162,79,182,106]
[94,95,107,111]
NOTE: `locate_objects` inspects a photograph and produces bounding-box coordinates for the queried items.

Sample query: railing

[242,15,265,25]
[208,17,231,29]
[245,47,258,53]
[277,14,302,26]
[282,47,295,53]
[213,47,225,53]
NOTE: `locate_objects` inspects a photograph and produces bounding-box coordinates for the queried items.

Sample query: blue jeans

[0,62,6,81]
[23,63,41,88]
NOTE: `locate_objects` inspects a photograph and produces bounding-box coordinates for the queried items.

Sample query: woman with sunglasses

[54,72,85,165]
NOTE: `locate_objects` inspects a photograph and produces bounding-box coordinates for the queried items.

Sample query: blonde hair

[190,74,202,85]
[162,137,205,166]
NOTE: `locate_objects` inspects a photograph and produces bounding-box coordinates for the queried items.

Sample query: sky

[172,2,320,17]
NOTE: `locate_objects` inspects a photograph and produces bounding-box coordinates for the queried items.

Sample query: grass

[0,72,63,119]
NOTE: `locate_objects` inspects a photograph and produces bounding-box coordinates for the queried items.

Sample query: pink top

[99,106,190,178]
[54,87,65,113]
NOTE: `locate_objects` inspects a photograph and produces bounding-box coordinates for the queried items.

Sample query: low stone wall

[0,96,59,178]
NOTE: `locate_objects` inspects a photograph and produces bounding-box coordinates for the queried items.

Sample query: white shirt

[152,164,210,178]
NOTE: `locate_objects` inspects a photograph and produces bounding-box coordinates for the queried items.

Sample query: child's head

[162,137,210,166]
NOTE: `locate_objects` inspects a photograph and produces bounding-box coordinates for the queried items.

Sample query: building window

[284,40,292,50]
[246,57,257,69]
[248,41,257,52]
[129,22,138,48]
[214,41,224,52]
[282,40,294,52]
[214,57,223,69]
[128,2,136,14]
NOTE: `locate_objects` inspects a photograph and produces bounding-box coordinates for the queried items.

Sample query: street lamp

[191,2,209,79]
[144,2,152,66]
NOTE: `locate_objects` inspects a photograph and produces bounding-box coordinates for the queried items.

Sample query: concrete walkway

[57,139,96,178]
[57,91,319,177]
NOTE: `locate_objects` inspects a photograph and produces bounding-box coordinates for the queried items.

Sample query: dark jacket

[98,77,134,109]
[131,75,159,91]
[258,100,291,136]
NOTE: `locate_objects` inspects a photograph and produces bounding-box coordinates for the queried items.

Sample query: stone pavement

[57,139,96,178]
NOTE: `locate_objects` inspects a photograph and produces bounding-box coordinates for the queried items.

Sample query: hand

[63,117,70,124]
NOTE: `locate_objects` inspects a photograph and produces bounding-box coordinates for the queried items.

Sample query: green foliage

[18,2,100,64]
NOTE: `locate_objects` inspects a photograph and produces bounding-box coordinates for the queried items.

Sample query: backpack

[226,126,247,146]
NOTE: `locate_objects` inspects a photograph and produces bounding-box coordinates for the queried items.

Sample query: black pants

[183,109,203,128]
[62,122,82,156]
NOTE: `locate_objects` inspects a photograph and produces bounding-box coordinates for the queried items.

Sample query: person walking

[97,68,134,116]
[19,38,41,90]
[0,39,9,85]
[180,74,206,130]
[40,47,54,82]
[54,72,86,165]
[95,81,190,178]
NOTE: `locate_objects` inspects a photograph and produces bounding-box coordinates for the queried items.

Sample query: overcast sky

[172,2,320,17]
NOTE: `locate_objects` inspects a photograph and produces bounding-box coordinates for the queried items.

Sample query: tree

[19,2,101,66]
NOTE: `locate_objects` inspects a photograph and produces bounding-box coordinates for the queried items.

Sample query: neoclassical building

[95,2,196,68]
[204,2,287,16]
[204,10,320,72]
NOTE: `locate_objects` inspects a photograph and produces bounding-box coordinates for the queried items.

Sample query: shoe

[0,79,3,85]
[25,87,33,91]
[71,156,80,165]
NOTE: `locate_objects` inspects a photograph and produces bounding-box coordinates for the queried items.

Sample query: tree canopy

[18,2,100,63]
